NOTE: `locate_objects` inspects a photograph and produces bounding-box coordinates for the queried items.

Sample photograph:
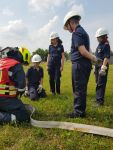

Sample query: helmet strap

[68,21,73,32]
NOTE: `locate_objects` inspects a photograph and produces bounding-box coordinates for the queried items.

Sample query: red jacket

[0,58,20,97]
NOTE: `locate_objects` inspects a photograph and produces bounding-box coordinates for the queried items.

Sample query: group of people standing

[63,10,110,118]
[0,10,111,124]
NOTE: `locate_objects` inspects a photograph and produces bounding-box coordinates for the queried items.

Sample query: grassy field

[0,62,113,150]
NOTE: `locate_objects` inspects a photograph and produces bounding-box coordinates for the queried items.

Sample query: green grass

[0,62,113,150]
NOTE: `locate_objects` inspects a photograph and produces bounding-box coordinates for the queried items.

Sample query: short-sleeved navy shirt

[95,42,110,60]
[48,44,64,66]
[26,66,43,88]
[71,25,91,64]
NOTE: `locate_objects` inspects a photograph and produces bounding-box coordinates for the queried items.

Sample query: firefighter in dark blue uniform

[47,32,64,95]
[0,47,31,124]
[94,28,110,106]
[63,11,102,118]
[25,54,47,100]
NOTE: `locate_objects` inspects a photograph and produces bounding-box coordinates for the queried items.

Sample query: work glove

[17,90,25,98]
[24,87,29,96]
[99,65,107,76]
[37,84,43,93]
[92,55,102,66]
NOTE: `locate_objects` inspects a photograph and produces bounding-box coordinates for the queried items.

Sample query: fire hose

[25,104,113,138]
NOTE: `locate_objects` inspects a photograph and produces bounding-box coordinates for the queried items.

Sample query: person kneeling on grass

[25,54,47,101]
[0,47,31,124]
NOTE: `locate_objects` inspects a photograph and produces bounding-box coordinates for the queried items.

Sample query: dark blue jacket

[26,66,43,88]
[48,44,64,67]
[95,42,110,60]
[71,25,91,65]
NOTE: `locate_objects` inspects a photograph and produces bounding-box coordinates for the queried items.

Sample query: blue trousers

[28,86,47,100]
[72,62,91,116]
[95,66,108,104]
[0,97,30,124]
[48,66,61,94]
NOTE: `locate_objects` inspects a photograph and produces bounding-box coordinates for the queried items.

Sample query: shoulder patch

[98,49,101,53]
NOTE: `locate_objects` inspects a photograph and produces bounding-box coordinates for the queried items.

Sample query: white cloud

[0,19,30,49]
[31,16,59,49]
[83,14,113,52]
[0,16,59,52]
[1,8,14,17]
[37,16,58,35]
[0,20,28,38]
[29,0,70,12]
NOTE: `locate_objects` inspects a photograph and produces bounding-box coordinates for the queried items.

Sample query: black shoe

[67,112,85,118]
[96,102,104,106]
[57,92,60,95]
[96,99,104,105]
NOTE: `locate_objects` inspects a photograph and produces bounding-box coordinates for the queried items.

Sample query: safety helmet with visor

[19,47,31,65]
[0,47,31,65]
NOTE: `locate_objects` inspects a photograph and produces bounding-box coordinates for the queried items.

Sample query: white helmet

[63,10,81,30]
[50,32,59,40]
[95,28,109,38]
[32,54,42,63]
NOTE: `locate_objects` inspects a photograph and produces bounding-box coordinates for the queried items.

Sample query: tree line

[32,48,70,61]
[33,48,113,62]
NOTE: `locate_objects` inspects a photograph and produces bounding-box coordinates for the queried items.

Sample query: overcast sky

[0,0,113,53]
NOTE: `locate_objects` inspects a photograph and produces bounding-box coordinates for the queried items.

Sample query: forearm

[40,78,43,85]
[103,58,109,66]
[61,53,64,68]
[79,45,96,61]
[46,54,50,66]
